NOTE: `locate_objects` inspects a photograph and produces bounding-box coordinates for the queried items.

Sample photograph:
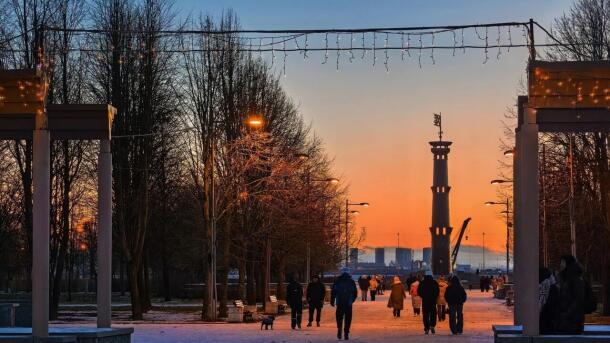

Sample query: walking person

[387,276,407,318]
[539,267,558,334]
[418,273,440,335]
[331,268,358,340]
[436,276,448,322]
[554,255,586,334]
[287,274,304,330]
[445,275,467,335]
[410,276,422,316]
[358,276,369,301]
[369,276,378,301]
[306,274,326,327]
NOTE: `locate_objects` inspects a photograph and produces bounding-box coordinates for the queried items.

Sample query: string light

[384,32,390,73]
[430,32,436,65]
[452,30,457,57]
[322,33,328,64]
[508,26,512,53]
[483,27,489,64]
[283,41,287,77]
[271,37,275,66]
[372,32,377,66]
[361,32,366,59]
[418,34,423,68]
[461,28,466,54]
[336,33,340,71]
[401,32,405,61]
[497,26,502,59]
[349,33,355,63]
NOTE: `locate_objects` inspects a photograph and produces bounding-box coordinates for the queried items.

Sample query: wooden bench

[264,296,278,315]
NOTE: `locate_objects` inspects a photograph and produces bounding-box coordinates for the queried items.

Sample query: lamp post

[293,152,339,285]
[485,197,512,275]
[345,201,369,268]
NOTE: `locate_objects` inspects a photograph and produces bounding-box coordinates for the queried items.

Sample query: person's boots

[296,314,302,329]
[344,331,349,340]
[307,321,312,327]
[431,327,436,335]
[316,321,320,327]
[291,318,296,330]
[337,329,342,339]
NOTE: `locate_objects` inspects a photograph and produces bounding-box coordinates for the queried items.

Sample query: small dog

[260,315,275,330]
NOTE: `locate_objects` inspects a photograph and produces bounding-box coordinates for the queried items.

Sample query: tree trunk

[218,220,231,318]
[276,257,286,300]
[238,258,246,301]
[246,256,256,304]
[129,262,143,320]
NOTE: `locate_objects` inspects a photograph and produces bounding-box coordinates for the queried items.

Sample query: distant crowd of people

[282,253,596,340]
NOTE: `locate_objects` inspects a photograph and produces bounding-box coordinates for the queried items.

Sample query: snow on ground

[57,290,511,342]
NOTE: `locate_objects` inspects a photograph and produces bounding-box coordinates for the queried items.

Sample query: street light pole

[344,200,369,268]
[505,199,510,275]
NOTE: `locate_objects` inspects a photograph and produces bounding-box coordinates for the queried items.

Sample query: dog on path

[260,315,275,330]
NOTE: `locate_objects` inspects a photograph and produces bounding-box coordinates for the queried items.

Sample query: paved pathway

[121,290,512,342]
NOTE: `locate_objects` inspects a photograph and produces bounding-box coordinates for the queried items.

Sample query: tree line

[0,0,358,320]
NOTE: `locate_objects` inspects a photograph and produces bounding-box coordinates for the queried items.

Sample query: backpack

[584,280,597,314]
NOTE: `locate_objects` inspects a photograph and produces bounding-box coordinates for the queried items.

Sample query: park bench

[494,325,610,343]
[264,296,278,315]
[228,300,244,323]
[0,304,19,328]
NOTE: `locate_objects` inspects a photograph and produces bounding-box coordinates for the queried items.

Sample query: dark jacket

[555,263,585,334]
[444,276,467,306]
[287,280,303,309]
[306,280,326,306]
[331,273,358,308]
[358,276,369,291]
[418,275,440,306]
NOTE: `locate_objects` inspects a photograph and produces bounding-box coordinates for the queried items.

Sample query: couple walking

[389,273,467,335]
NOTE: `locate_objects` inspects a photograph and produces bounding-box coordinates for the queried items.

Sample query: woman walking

[437,276,448,322]
[369,276,378,301]
[410,276,422,316]
[445,275,467,335]
[388,276,407,317]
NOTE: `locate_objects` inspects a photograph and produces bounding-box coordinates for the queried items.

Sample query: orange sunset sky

[187,0,575,252]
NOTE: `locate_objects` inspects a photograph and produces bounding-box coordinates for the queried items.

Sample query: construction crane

[451,217,472,271]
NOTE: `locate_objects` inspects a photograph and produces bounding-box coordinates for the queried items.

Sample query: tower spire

[429,113,452,275]
[433,112,443,141]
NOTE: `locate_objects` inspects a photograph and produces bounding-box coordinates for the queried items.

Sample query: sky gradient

[183,0,574,252]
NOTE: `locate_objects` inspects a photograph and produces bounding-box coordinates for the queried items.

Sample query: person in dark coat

[539,267,558,335]
[331,268,358,340]
[357,276,369,301]
[418,274,440,335]
[445,275,467,335]
[554,255,585,335]
[306,274,326,327]
[287,274,304,330]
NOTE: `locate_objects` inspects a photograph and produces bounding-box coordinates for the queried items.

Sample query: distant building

[349,248,359,269]
[375,248,385,266]
[395,248,413,268]
[423,247,432,266]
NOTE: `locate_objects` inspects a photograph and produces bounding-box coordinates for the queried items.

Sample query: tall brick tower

[429,113,452,275]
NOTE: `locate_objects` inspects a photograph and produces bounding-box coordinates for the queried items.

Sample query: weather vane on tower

[433,112,443,141]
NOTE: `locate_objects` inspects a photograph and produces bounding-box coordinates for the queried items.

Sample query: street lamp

[304,175,339,284]
[503,149,515,157]
[484,199,512,275]
[246,116,264,128]
[345,201,370,268]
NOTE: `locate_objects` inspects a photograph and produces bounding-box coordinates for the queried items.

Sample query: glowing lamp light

[327,178,340,184]
[246,116,263,128]
[484,201,495,206]
[503,149,514,157]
